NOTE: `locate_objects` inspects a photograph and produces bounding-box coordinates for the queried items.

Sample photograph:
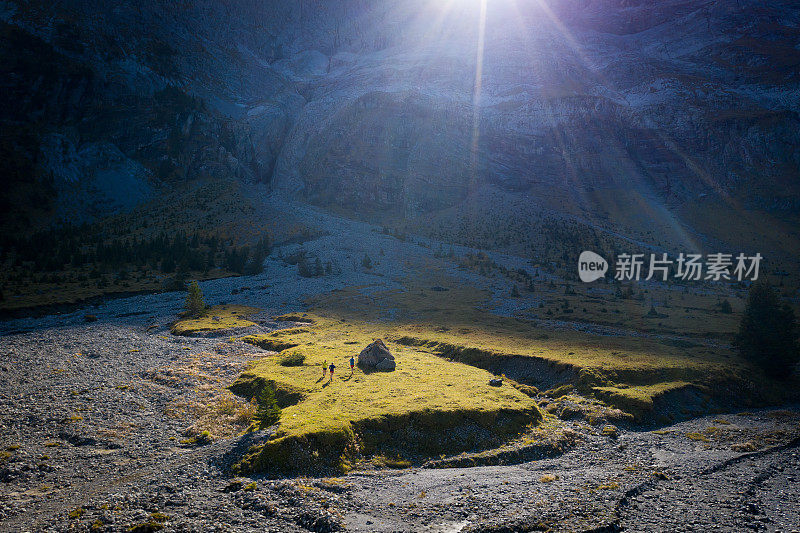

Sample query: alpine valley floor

[1,196,799,532]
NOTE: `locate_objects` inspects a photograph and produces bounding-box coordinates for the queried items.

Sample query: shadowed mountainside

[1,0,799,259]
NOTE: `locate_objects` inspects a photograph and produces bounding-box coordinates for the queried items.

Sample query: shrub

[279,352,306,367]
[297,256,312,277]
[243,256,265,275]
[297,254,325,278]
[735,282,799,379]
[254,385,281,428]
[185,281,206,318]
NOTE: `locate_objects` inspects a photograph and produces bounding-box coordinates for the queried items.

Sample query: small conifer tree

[361,254,373,269]
[185,280,205,318]
[254,385,281,428]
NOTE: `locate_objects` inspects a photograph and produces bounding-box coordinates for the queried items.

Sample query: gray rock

[358,339,396,371]
[374,358,396,371]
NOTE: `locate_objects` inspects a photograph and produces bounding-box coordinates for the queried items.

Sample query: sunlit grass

[232,313,541,475]
[310,282,739,375]
[171,304,260,335]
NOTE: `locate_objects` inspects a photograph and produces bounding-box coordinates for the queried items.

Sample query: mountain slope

[1,0,798,260]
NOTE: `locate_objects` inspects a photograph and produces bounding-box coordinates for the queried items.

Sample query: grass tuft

[686,432,711,442]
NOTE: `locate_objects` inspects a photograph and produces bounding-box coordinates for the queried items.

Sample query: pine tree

[297,255,314,278]
[162,257,176,273]
[254,385,281,428]
[185,280,206,318]
[735,282,799,379]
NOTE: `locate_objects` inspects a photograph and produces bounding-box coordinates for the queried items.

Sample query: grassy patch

[127,519,165,532]
[686,432,711,442]
[274,313,315,323]
[232,315,541,476]
[171,304,260,336]
[278,351,306,367]
[591,382,695,419]
[228,274,788,473]
[240,332,300,352]
[308,282,774,419]
[372,455,412,469]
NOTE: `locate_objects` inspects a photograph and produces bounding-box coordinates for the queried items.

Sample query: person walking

[322,360,327,379]
[349,356,355,373]
[329,362,335,381]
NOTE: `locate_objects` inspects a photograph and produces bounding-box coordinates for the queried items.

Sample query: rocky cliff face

[1,0,798,253]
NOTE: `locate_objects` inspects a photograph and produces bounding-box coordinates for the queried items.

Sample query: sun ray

[469,0,488,191]
[519,0,739,252]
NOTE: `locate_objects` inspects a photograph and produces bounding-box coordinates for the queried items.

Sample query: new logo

[578,251,608,282]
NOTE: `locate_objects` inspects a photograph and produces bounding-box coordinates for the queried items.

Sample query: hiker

[349,356,355,372]
[322,360,327,378]
[329,362,335,381]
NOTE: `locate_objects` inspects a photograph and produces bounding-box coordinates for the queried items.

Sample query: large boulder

[358,339,396,371]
